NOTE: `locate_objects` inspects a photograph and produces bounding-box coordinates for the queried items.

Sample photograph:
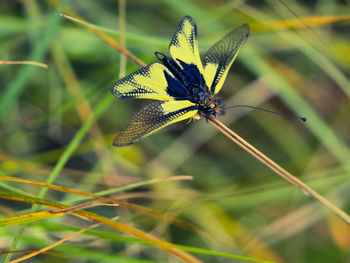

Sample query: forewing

[169,16,204,74]
[113,101,198,146]
[110,63,175,100]
[203,24,249,94]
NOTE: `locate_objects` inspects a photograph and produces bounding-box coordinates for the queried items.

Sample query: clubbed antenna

[225,105,307,122]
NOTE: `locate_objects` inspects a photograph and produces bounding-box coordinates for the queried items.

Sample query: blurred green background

[1,0,350,262]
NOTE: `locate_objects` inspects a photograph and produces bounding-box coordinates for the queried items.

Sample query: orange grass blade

[7,220,103,263]
[60,13,146,68]
[1,190,272,262]
[0,175,208,257]
[251,15,350,32]
[0,191,203,263]
[0,174,204,243]
[0,175,192,202]
[0,174,193,226]
[208,117,350,225]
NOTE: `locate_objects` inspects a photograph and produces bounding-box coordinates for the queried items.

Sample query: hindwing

[113,100,198,146]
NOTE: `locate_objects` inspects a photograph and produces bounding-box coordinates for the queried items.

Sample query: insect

[110,15,249,146]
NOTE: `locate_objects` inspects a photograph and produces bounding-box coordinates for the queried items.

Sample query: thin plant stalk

[60,13,145,67]
[61,9,350,224]
[208,116,350,225]
[0,61,48,68]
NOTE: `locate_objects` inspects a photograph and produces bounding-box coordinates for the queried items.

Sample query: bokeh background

[1,0,350,262]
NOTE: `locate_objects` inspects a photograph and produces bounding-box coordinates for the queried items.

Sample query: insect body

[111,16,249,146]
[154,51,223,119]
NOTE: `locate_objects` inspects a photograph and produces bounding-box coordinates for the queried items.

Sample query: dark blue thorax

[156,52,208,103]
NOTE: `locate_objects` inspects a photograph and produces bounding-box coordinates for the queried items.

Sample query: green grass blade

[0,11,61,118]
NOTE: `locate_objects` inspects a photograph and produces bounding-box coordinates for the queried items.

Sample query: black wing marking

[110,63,174,100]
[113,101,198,146]
[169,15,205,75]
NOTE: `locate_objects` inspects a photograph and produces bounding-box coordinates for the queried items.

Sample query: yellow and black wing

[110,63,175,101]
[203,24,249,94]
[113,100,198,146]
[169,15,204,75]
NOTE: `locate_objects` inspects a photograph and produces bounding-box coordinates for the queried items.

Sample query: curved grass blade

[251,15,350,31]
[7,218,115,263]
[0,178,276,262]
[0,60,48,68]
[0,11,60,118]
[60,13,145,68]
[0,190,201,263]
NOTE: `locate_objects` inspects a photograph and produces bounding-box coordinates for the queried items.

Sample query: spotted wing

[110,63,175,100]
[113,100,198,146]
[203,24,249,94]
[169,16,204,75]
